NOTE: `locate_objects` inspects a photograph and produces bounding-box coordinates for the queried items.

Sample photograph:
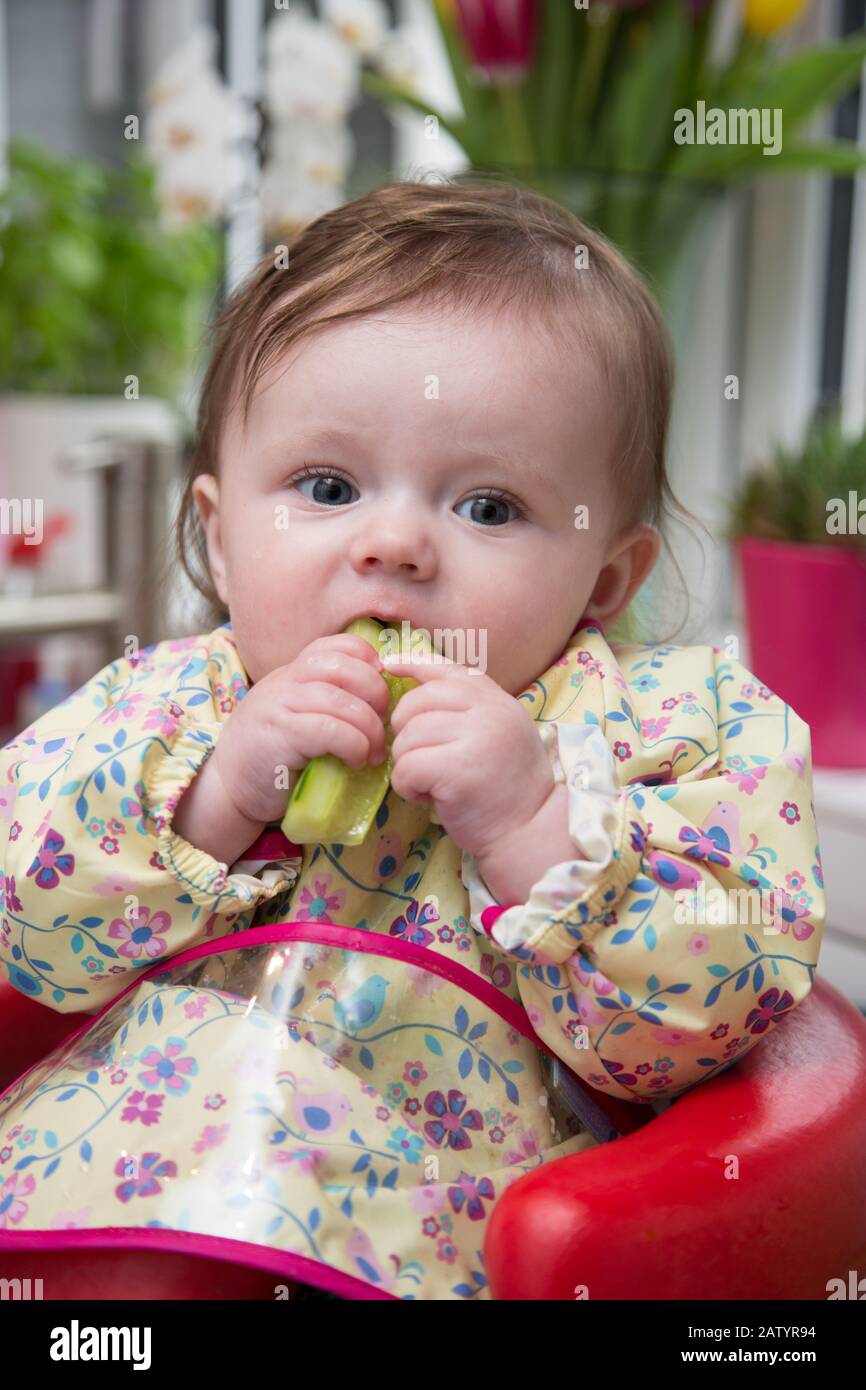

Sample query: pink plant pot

[736,537,866,769]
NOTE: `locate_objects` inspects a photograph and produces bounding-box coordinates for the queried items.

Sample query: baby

[0,179,824,1302]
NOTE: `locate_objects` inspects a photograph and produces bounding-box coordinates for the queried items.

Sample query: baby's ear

[192,473,229,607]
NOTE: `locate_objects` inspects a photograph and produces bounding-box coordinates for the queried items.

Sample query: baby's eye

[455,491,524,527]
[293,467,357,506]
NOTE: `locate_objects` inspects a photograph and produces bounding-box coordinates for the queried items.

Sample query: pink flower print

[51,1207,93,1229]
[108,905,171,961]
[723,764,769,796]
[785,870,806,893]
[409,1183,450,1217]
[407,965,446,998]
[569,959,617,995]
[24,822,74,889]
[99,836,120,856]
[651,1027,692,1046]
[184,997,208,1019]
[446,1171,495,1222]
[612,741,632,762]
[87,817,106,838]
[527,1003,546,1029]
[270,1147,326,1174]
[504,1130,541,1166]
[107,818,126,837]
[204,1094,226,1110]
[93,872,136,897]
[766,889,814,942]
[25,829,75,889]
[403,1060,428,1087]
[0,1171,37,1227]
[780,801,801,826]
[710,1023,729,1039]
[641,716,671,741]
[687,932,711,956]
[100,693,145,725]
[437,1235,459,1264]
[137,1038,198,1095]
[294,876,345,923]
[193,1124,230,1153]
[424,1089,483,1151]
[114,1151,177,1202]
[0,1146,12,1164]
[745,987,795,1035]
[8,821,22,840]
[143,702,183,738]
[782,749,806,778]
[1,873,22,913]
[0,1173,37,1228]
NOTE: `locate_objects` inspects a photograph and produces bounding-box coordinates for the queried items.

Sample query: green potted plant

[0,139,220,595]
[725,412,866,769]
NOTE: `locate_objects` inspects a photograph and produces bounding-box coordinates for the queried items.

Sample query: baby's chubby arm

[473,781,580,907]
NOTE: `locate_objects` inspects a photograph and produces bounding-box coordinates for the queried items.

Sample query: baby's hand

[210,634,391,827]
[381,652,555,861]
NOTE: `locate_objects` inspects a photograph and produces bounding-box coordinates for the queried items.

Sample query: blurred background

[0,0,864,1000]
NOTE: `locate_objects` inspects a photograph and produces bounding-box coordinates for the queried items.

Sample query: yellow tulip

[743,0,808,36]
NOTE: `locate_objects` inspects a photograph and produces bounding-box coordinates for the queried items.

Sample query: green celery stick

[281,617,434,846]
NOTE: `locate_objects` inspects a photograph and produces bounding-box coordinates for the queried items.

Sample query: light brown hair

[175,174,702,640]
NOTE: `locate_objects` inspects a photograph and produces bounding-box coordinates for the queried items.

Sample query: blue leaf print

[382,1168,399,1190]
[664,983,691,994]
[646,975,660,991]
[264,1214,283,1238]
[583,711,599,726]
[454,1006,469,1036]
[14,1156,37,1169]
[44,1131,58,1148]
[611,1022,635,1035]
[359,1046,374,1070]
[704,984,722,1007]
[375,800,390,829]
[60,781,81,795]
[94,769,105,793]
[468,1022,488,1041]
[644,924,657,950]
[707,964,728,977]
[730,702,753,713]
[80,1140,92,1163]
[478,1058,491,1083]
[629,899,654,913]
[606,711,627,722]
[734,970,750,992]
[94,941,117,958]
[611,927,638,945]
[56,1090,77,1102]
[31,960,54,971]
[75,794,88,822]
[631,790,645,810]
[552,995,563,1013]
[80,917,103,928]
[403,873,421,892]
[38,779,52,801]
[753,964,765,991]
[631,878,655,893]
[309,1208,320,1230]
[138,1001,150,1026]
[17,783,36,796]
[425,1034,443,1056]
[153,995,164,1026]
[727,722,743,739]
[458,1048,473,1079]
[341,1196,353,1219]
[698,1057,718,1067]
[110,760,125,787]
[349,1129,365,1146]
[366,1168,378,1196]
[597,997,622,1011]
[44,1157,61,1178]
[352,1153,371,1172]
[290,986,305,1009]
[113,729,127,747]
[637,1010,663,1024]
[186,692,210,706]
[744,934,759,954]
[505,1079,519,1105]
[502,1060,524,1074]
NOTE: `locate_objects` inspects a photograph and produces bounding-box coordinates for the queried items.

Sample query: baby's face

[195,305,657,695]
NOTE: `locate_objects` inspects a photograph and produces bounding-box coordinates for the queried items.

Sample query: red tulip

[453,0,539,80]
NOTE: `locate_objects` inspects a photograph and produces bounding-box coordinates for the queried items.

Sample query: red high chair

[1,974,864,1300]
